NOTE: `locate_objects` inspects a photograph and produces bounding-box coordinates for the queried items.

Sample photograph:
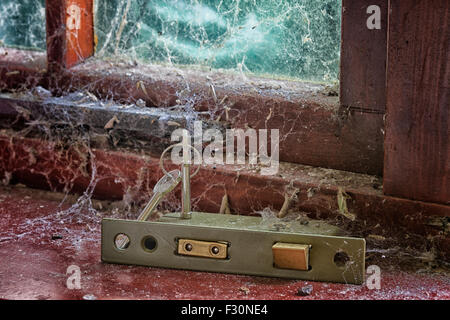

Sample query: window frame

[0,0,388,177]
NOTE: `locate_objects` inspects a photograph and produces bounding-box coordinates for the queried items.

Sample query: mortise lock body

[101,141,366,284]
[102,212,366,284]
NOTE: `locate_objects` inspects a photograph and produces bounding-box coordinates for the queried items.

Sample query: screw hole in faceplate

[142,236,158,252]
[114,233,130,250]
[333,251,350,268]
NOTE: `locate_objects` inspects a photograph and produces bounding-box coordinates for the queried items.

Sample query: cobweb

[0,0,46,51]
[95,0,341,83]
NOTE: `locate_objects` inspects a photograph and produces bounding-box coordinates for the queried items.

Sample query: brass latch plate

[101,212,366,284]
[178,239,228,259]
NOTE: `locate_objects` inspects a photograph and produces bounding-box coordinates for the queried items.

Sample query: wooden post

[46,0,94,71]
[340,0,388,113]
[384,0,449,204]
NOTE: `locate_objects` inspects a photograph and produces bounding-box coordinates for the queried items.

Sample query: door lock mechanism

[101,141,366,284]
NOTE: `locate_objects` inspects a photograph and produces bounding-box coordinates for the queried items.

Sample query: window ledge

[68,58,339,110]
[0,47,46,71]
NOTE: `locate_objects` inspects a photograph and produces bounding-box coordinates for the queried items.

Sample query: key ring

[159,142,202,178]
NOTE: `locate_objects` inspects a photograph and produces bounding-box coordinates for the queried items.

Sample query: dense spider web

[0,0,46,51]
[0,0,340,82]
[0,0,341,82]
[95,0,341,83]
[0,0,342,221]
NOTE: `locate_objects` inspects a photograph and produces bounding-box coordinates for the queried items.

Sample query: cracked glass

[0,0,46,51]
[95,0,341,83]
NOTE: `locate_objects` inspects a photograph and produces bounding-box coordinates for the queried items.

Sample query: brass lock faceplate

[101,212,366,284]
[178,239,228,259]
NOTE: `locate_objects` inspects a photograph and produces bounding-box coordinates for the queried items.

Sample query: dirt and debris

[320,83,339,97]
[336,187,356,221]
[135,98,146,108]
[238,287,250,295]
[296,284,314,296]
[278,188,299,218]
[104,115,120,130]
[51,234,63,240]
[368,234,386,241]
[219,193,231,215]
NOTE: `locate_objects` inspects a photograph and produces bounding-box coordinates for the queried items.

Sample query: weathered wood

[46,0,94,70]
[0,57,385,175]
[384,0,449,204]
[57,61,385,175]
[340,0,388,112]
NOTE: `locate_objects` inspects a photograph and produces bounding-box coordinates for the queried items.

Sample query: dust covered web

[95,0,341,83]
[0,0,46,51]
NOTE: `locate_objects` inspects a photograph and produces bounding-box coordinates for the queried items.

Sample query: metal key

[137,169,182,221]
[115,169,181,249]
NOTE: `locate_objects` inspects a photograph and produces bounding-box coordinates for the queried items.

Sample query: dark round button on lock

[185,243,193,251]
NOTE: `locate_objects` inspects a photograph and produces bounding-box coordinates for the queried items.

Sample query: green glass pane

[96,0,341,83]
[0,0,46,51]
